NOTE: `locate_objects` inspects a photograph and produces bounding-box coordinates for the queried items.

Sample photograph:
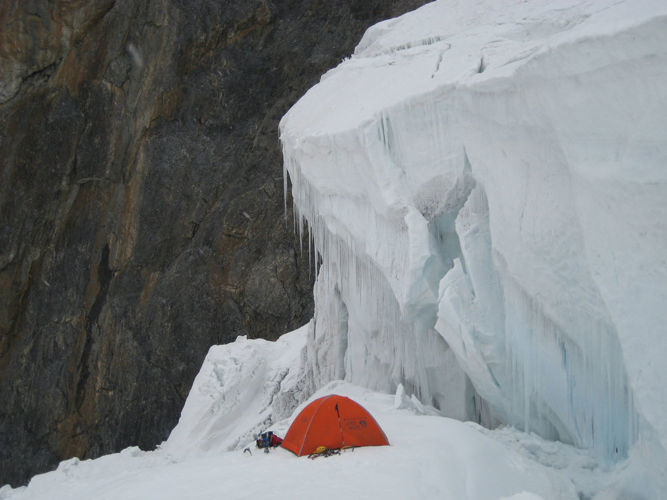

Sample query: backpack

[256,431,283,450]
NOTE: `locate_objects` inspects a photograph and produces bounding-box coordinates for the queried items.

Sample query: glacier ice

[280,0,667,474]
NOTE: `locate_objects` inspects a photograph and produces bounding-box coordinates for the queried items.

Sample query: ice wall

[280,0,667,465]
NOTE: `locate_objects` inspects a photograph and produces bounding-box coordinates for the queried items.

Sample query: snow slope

[3,330,658,499]
[281,0,667,476]
[162,326,308,459]
[1,329,623,500]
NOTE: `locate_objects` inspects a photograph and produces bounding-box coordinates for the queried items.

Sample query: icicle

[283,158,288,217]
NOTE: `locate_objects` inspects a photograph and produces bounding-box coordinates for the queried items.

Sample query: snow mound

[162,325,308,458]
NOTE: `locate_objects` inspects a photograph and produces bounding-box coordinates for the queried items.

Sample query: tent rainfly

[281,394,389,456]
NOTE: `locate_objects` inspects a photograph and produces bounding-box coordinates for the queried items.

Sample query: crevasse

[280,0,667,464]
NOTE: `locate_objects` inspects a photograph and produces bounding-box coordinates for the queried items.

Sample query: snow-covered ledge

[281,0,667,467]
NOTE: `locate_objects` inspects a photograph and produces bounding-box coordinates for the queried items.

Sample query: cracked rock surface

[0,0,428,487]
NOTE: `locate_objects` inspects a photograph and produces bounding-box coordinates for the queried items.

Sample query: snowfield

[0,329,640,500]
[3,0,667,497]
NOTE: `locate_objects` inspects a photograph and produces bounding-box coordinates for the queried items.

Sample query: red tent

[281,394,389,456]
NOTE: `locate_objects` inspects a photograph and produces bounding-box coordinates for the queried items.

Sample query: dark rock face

[0,0,428,486]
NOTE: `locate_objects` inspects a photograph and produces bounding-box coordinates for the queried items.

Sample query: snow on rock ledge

[281,0,667,467]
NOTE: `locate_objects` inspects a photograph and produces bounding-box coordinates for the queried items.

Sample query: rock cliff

[0,0,427,486]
